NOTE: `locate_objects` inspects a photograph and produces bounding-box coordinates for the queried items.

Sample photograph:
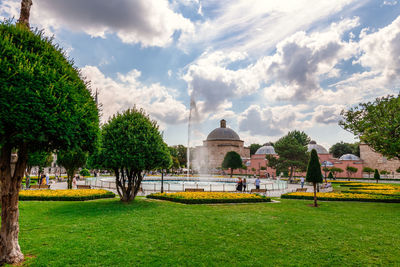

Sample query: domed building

[249,142,277,177]
[193,119,250,172]
[307,140,329,154]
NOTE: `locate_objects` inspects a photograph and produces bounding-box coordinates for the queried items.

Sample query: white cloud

[81,66,189,125]
[312,105,344,124]
[1,0,194,47]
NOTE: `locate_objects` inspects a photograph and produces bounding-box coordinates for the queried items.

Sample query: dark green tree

[57,149,88,189]
[346,166,358,180]
[306,149,323,207]
[0,19,99,264]
[396,167,400,174]
[374,169,380,183]
[249,144,262,155]
[26,150,53,177]
[99,108,171,202]
[330,167,343,179]
[329,141,357,158]
[328,172,334,179]
[340,94,400,159]
[380,170,389,178]
[79,168,90,177]
[266,131,309,181]
[363,167,374,178]
[171,145,187,167]
[222,151,243,178]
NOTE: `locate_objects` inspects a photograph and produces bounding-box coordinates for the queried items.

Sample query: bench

[29,185,50,189]
[185,188,204,192]
[77,185,91,189]
[251,189,267,193]
[296,188,307,192]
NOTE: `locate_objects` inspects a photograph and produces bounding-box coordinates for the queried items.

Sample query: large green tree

[306,149,323,207]
[99,108,171,202]
[340,94,400,159]
[222,151,243,177]
[57,149,88,189]
[0,14,99,264]
[266,131,309,181]
[26,150,53,177]
[249,144,262,155]
[329,141,360,158]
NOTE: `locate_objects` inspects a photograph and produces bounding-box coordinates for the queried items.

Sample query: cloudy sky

[1,0,400,149]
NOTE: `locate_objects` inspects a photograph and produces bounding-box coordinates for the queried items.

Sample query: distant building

[193,119,250,173]
[360,143,400,178]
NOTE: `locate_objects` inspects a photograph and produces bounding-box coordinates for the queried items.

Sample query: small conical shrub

[374,169,380,183]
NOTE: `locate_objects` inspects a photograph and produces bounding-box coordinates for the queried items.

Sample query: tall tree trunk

[230,168,233,178]
[17,0,33,28]
[313,182,318,207]
[0,144,27,264]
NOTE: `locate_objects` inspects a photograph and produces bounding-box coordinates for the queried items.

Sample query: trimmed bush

[147,192,271,204]
[19,189,115,201]
[80,168,91,177]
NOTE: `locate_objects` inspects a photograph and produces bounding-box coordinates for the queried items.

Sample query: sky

[1,0,400,150]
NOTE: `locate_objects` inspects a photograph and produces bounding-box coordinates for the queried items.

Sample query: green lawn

[18,197,400,266]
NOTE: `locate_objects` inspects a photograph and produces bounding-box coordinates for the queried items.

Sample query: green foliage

[346,166,358,175]
[249,144,262,155]
[266,131,309,178]
[397,167,400,173]
[26,150,53,174]
[329,141,360,158]
[100,108,171,172]
[363,167,374,174]
[260,166,266,170]
[98,108,171,201]
[328,172,334,179]
[0,22,99,153]
[306,149,323,183]
[57,148,88,188]
[169,145,187,167]
[79,168,90,177]
[330,167,344,176]
[340,94,400,159]
[374,169,380,180]
[222,151,243,175]
[171,156,180,170]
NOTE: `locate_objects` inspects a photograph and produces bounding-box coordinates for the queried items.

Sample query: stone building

[193,119,250,172]
[360,143,400,178]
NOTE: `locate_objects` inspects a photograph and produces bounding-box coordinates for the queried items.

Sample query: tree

[397,167,400,174]
[26,150,53,177]
[328,172,334,179]
[374,169,380,183]
[306,149,323,207]
[222,151,243,178]
[363,167,374,178]
[249,144,262,155]
[171,145,187,167]
[340,94,400,159]
[266,131,309,181]
[171,157,181,172]
[0,18,99,263]
[346,166,358,180]
[57,149,88,189]
[329,141,357,158]
[99,108,171,202]
[380,170,389,178]
[330,167,343,179]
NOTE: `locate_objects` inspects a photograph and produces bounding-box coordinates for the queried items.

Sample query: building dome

[307,140,329,154]
[339,154,360,161]
[206,119,241,141]
[255,143,276,155]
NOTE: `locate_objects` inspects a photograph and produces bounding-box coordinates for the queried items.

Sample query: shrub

[147,192,271,204]
[80,168,91,177]
[19,189,115,201]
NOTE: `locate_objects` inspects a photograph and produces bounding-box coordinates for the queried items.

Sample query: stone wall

[360,144,400,177]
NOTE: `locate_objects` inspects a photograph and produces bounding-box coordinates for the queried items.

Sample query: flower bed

[147,192,271,204]
[281,192,400,203]
[19,189,115,201]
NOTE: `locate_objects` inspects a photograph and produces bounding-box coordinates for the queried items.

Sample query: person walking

[255,177,260,190]
[45,173,50,185]
[236,178,243,192]
[300,176,305,188]
[72,175,77,188]
[243,178,247,192]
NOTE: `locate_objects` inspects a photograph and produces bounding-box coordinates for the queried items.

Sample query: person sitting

[236,178,243,192]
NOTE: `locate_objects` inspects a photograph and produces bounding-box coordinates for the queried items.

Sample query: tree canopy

[26,150,53,175]
[266,131,309,179]
[57,148,88,189]
[340,94,400,159]
[98,108,171,202]
[329,141,360,158]
[0,21,99,264]
[249,144,262,155]
[222,151,243,177]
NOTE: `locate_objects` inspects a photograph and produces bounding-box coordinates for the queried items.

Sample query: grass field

[18,197,400,266]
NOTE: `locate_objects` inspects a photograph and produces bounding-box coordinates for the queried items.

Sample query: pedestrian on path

[300,177,305,188]
[243,178,247,192]
[255,177,260,189]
